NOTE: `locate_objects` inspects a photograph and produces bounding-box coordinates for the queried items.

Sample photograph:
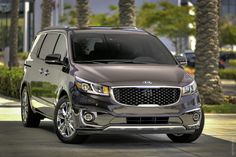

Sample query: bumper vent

[113,87,181,106]
[126,117,169,124]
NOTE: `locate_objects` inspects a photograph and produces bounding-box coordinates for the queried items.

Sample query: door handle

[38,68,43,74]
[44,69,50,76]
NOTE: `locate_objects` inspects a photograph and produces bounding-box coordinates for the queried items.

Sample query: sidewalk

[221,79,236,85]
[204,114,236,142]
[0,95,20,107]
[0,95,21,121]
[221,79,236,96]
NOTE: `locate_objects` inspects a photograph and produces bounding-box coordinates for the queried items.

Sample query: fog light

[83,112,94,122]
[193,112,200,121]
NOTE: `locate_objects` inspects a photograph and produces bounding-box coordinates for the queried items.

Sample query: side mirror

[175,56,187,66]
[45,54,63,65]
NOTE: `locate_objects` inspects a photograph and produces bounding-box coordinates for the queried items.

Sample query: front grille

[127,117,169,124]
[112,87,181,106]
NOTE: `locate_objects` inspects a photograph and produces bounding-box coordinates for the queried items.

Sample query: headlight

[75,76,109,96]
[182,81,197,95]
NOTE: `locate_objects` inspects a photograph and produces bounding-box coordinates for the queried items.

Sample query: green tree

[9,0,19,67]
[119,0,136,27]
[60,4,119,27]
[137,2,195,53]
[41,0,53,29]
[60,3,77,25]
[90,5,119,26]
[77,0,90,28]
[195,0,224,104]
[220,19,236,48]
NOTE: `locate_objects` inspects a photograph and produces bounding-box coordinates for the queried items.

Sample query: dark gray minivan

[20,26,204,144]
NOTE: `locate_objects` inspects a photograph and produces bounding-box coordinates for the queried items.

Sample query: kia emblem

[142,81,152,85]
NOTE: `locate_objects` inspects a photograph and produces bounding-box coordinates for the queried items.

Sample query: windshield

[71,32,177,65]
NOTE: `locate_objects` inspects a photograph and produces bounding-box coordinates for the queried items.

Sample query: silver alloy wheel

[57,102,76,138]
[21,89,29,122]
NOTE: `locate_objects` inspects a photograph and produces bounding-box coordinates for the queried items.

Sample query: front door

[31,32,59,117]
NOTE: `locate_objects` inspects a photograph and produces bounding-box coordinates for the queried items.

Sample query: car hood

[73,64,193,87]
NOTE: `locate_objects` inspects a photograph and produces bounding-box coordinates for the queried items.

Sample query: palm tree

[41,0,53,29]
[195,0,224,104]
[9,0,19,67]
[77,0,89,28]
[119,0,136,27]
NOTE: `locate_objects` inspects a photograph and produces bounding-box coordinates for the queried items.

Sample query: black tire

[167,109,205,143]
[54,96,88,144]
[21,87,41,127]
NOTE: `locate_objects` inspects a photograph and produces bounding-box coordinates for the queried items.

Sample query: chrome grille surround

[110,86,182,107]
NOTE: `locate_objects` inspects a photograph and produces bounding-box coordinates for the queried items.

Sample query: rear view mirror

[45,54,63,65]
[175,56,187,66]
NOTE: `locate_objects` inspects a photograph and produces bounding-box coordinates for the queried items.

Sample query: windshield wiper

[106,60,156,64]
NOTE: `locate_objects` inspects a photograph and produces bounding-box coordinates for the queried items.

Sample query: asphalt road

[0,120,235,157]
[0,94,236,157]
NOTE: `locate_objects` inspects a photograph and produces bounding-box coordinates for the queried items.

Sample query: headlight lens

[182,81,197,95]
[75,76,109,96]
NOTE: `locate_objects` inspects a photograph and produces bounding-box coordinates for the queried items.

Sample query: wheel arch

[20,81,29,98]
[59,90,68,99]
[20,81,33,102]
[56,88,70,105]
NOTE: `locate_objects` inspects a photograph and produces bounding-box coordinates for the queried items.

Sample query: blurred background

[1,0,236,56]
[0,1,235,156]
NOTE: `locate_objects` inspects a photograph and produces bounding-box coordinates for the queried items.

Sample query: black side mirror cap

[175,56,187,66]
[45,54,63,65]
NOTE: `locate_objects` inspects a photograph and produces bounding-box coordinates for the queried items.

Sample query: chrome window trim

[110,86,182,107]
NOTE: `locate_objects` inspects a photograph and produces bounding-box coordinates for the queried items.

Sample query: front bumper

[71,89,202,134]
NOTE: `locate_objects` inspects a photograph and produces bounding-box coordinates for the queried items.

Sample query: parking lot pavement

[0,105,236,157]
[0,120,235,157]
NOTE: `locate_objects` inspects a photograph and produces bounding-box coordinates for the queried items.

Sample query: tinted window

[39,33,59,59]
[72,33,176,65]
[30,33,46,57]
[72,35,104,61]
[54,35,67,61]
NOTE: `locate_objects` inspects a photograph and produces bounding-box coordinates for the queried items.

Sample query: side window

[54,35,67,61]
[30,34,46,57]
[38,33,59,59]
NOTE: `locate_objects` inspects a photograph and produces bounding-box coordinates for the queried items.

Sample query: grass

[219,68,236,80]
[229,59,236,67]
[203,103,236,113]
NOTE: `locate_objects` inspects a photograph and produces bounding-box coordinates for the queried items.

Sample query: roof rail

[42,25,142,32]
[87,26,139,30]
[43,26,70,31]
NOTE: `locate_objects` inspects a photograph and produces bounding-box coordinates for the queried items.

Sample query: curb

[0,94,20,107]
[0,105,20,108]
[221,79,236,85]
[0,94,19,102]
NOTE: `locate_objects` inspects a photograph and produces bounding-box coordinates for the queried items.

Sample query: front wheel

[54,96,88,144]
[167,109,205,143]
